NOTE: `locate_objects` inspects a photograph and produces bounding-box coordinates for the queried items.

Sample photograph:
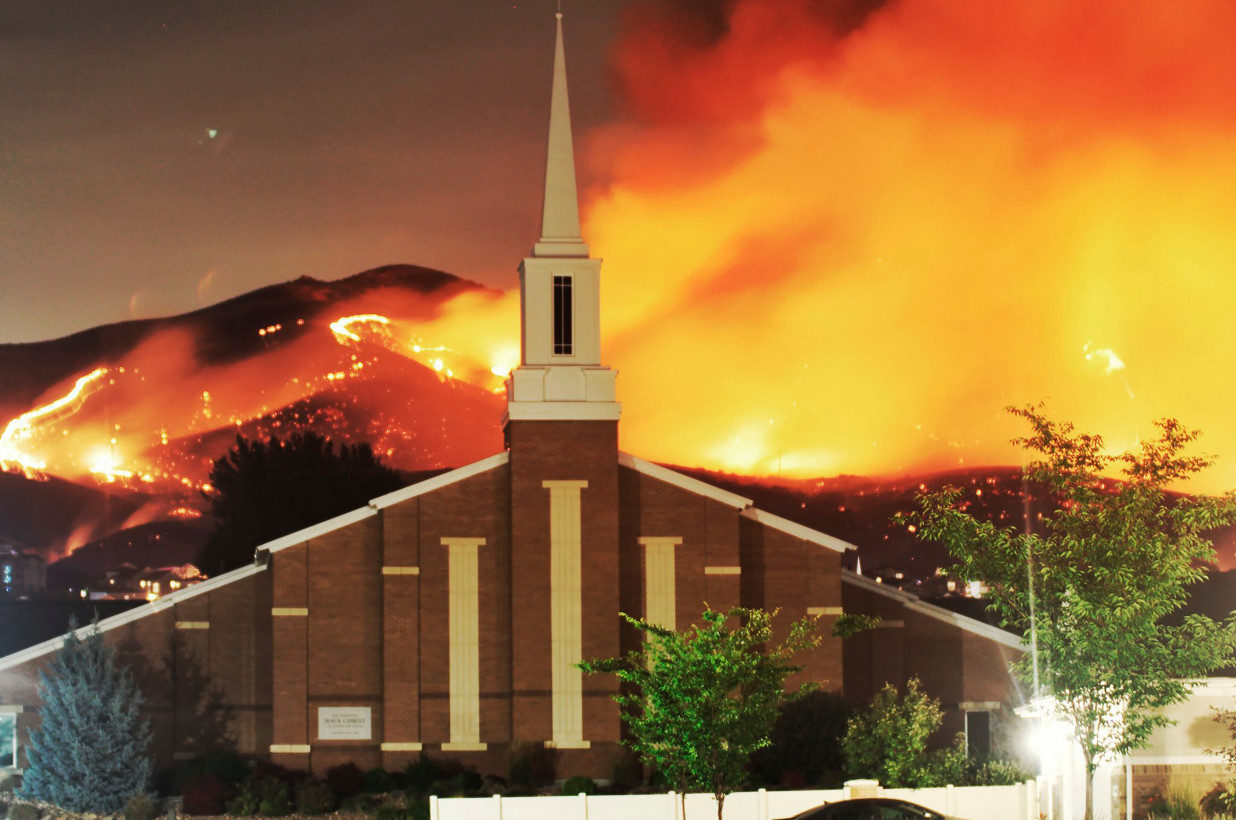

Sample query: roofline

[841,569,1024,649]
[255,507,378,556]
[741,507,854,554]
[0,561,267,672]
[618,453,752,510]
[370,451,509,509]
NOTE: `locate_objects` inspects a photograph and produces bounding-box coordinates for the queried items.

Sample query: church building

[0,13,1023,783]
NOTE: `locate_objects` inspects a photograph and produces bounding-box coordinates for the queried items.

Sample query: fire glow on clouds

[7,0,1236,496]
[575,0,1236,489]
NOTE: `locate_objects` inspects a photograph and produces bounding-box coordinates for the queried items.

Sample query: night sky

[2,0,628,344]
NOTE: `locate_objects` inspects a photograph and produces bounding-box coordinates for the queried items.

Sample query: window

[552,275,573,355]
[0,710,16,769]
[965,710,991,758]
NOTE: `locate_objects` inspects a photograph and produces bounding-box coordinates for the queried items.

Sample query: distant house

[0,545,46,599]
[91,563,204,601]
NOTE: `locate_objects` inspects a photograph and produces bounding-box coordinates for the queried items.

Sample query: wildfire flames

[0,299,512,500]
[579,0,1236,491]
[7,0,1236,518]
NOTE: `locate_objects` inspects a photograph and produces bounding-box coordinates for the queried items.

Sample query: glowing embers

[0,368,110,478]
[330,314,391,344]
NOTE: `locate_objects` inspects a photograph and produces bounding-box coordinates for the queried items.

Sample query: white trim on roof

[842,569,1023,649]
[740,507,854,554]
[369,452,509,509]
[0,561,267,672]
[617,453,752,509]
[255,507,377,556]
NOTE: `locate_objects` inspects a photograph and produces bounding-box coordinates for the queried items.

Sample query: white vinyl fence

[431,780,1044,820]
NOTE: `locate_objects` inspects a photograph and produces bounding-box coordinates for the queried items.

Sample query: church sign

[317,707,371,740]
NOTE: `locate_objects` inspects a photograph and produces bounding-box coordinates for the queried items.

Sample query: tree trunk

[716,790,725,820]
[1083,749,1095,820]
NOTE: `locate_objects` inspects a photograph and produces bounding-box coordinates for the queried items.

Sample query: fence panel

[431,783,1033,820]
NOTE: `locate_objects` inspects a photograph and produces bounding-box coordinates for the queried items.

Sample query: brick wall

[508,420,621,776]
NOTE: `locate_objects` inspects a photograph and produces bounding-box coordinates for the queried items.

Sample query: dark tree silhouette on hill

[199,432,405,575]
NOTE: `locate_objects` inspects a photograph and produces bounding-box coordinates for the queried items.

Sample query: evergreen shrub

[17,623,153,814]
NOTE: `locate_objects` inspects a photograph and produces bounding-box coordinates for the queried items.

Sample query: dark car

[777,797,953,820]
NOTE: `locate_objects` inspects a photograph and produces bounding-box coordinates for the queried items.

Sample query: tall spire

[533,11,589,258]
[504,8,618,425]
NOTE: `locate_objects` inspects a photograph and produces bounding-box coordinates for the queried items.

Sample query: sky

[1,0,628,344]
[7,0,1236,493]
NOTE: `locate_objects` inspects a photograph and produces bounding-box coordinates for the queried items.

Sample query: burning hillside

[0,266,512,558]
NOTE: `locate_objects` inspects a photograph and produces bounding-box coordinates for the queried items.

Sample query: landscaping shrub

[561,775,597,796]
[294,780,337,814]
[508,741,558,788]
[1147,787,1201,820]
[326,763,365,798]
[123,792,157,820]
[181,773,233,815]
[1201,781,1236,818]
[404,755,448,792]
[227,776,293,817]
[968,758,1034,786]
[362,768,398,793]
[759,689,851,787]
[6,804,39,820]
[339,792,380,813]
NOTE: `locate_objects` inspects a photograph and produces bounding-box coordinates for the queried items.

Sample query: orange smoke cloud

[581,0,1236,490]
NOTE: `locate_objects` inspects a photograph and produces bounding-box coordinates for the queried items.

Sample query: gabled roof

[370,452,509,509]
[619,452,752,509]
[260,451,510,555]
[741,507,853,554]
[0,561,267,672]
[842,570,1023,649]
[619,453,856,554]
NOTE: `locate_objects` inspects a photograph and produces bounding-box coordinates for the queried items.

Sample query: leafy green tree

[579,607,821,820]
[200,432,404,574]
[902,405,1236,820]
[19,621,153,813]
[842,677,964,787]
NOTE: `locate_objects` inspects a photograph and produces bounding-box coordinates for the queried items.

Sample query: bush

[404,755,449,793]
[969,758,1034,786]
[842,677,946,787]
[180,749,251,789]
[759,689,852,786]
[124,792,157,820]
[6,804,39,820]
[1201,781,1236,817]
[1147,787,1201,820]
[561,775,597,796]
[294,780,337,814]
[362,768,398,793]
[227,777,293,817]
[182,773,233,815]
[326,763,365,798]
[339,792,380,813]
[508,742,558,788]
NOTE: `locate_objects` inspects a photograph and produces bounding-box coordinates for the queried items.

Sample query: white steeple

[534,12,589,259]
[505,10,619,425]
